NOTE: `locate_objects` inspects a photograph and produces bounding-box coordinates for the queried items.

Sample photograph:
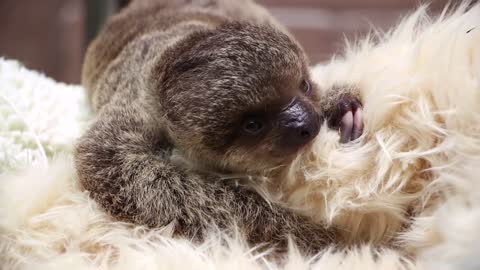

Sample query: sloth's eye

[242,118,264,134]
[300,79,311,95]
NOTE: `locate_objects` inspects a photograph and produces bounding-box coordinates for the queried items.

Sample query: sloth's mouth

[339,106,363,143]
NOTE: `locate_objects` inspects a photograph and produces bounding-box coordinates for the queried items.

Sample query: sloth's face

[218,76,323,174]
[160,23,322,174]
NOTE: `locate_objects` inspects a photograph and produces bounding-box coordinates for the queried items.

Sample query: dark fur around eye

[301,79,311,95]
[242,117,264,134]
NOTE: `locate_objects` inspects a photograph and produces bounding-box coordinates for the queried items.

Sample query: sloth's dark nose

[278,101,321,150]
[285,117,319,147]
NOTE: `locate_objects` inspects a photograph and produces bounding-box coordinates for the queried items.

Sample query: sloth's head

[156,23,322,174]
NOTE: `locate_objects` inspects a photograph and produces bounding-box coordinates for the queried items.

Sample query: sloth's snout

[277,101,321,151]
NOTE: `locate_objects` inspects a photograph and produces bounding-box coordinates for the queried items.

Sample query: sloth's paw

[329,95,363,143]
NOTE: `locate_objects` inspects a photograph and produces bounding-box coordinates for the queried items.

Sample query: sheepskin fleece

[280,0,480,264]
[1,3,480,269]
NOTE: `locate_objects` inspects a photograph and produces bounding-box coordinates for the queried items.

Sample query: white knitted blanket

[0,59,89,172]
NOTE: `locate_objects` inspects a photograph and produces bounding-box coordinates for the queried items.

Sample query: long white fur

[2,2,480,269]
[0,158,414,270]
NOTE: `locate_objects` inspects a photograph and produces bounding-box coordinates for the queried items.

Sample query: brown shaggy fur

[76,0,342,255]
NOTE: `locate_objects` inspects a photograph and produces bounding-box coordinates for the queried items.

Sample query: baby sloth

[76,0,361,254]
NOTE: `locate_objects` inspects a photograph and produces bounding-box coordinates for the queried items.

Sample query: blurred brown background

[0,0,452,84]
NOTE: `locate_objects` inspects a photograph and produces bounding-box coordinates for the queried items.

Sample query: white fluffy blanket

[1,4,480,270]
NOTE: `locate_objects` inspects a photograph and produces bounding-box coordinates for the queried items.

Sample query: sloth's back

[81,0,282,112]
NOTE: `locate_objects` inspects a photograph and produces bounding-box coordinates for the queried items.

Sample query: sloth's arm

[75,94,336,254]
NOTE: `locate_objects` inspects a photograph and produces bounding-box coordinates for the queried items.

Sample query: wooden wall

[0,0,86,84]
[257,0,450,63]
[0,0,452,84]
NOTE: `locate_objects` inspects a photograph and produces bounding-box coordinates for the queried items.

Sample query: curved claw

[351,107,364,141]
[339,111,353,143]
[332,96,364,143]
